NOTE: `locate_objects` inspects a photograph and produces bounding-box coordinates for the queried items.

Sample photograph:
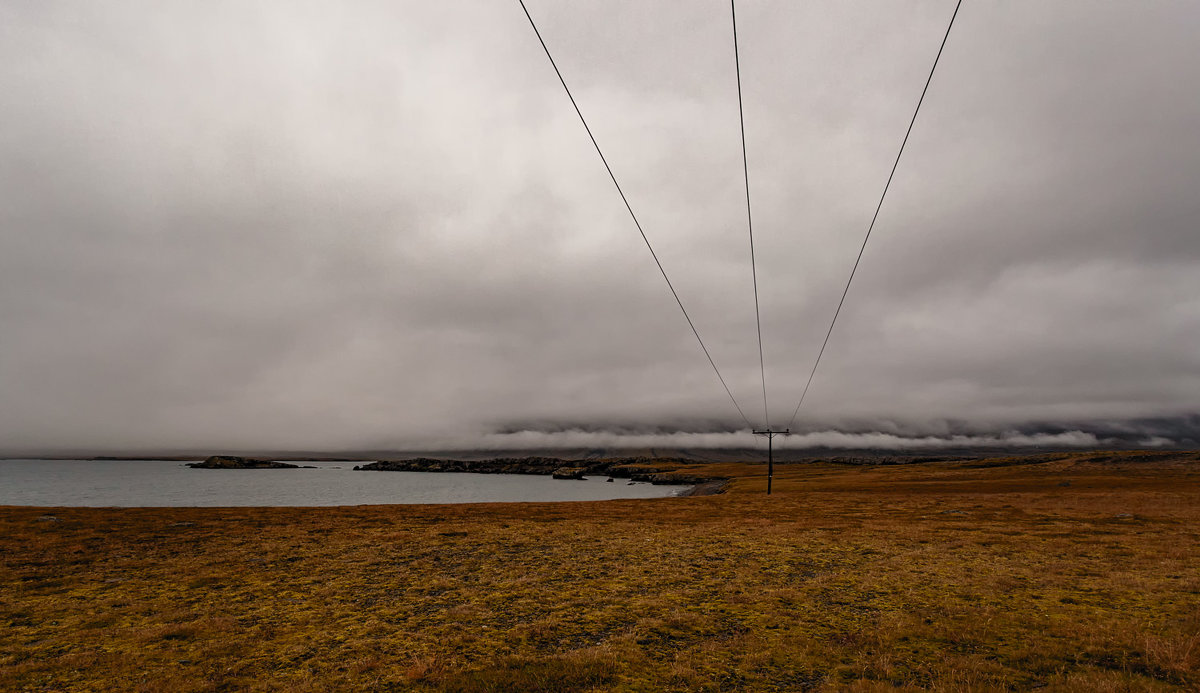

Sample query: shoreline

[351,456,727,488]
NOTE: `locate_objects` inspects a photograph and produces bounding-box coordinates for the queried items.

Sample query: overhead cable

[785,0,964,429]
[517,0,754,429]
[731,0,770,430]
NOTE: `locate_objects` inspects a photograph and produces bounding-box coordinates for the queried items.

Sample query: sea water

[0,459,683,507]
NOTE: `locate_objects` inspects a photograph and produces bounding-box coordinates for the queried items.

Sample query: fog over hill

[461,416,1200,452]
[1,2,1198,454]
[5,417,1197,460]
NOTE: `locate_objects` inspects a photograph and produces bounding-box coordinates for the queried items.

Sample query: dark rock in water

[356,457,576,475]
[647,473,719,486]
[187,456,301,469]
[354,455,726,487]
[606,477,614,482]
[606,464,663,479]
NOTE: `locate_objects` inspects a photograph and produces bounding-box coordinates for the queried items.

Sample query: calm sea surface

[0,459,684,507]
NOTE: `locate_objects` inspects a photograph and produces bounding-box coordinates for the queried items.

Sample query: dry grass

[2,450,1199,691]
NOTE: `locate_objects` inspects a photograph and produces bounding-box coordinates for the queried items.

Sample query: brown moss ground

[2,451,1199,691]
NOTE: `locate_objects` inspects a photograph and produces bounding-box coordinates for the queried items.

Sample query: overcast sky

[1,1,1198,453]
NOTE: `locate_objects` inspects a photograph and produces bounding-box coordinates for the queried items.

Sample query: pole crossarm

[752,428,790,494]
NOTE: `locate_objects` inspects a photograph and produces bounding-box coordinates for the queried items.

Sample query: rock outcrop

[187,456,303,469]
[680,479,731,496]
[353,457,573,475]
[353,456,728,490]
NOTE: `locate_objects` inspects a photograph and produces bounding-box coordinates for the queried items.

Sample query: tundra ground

[2,451,1198,691]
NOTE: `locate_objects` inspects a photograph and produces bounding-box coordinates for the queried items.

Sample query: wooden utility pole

[752,428,790,494]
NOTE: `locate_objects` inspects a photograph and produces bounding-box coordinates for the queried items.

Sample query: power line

[731,0,769,430]
[785,0,963,429]
[517,0,754,429]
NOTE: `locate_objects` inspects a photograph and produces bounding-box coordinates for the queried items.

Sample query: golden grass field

[2,450,1198,691]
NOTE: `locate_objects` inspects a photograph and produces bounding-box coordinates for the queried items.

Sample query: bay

[0,459,683,507]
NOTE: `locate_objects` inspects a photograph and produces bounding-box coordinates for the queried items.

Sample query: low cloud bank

[465,429,1111,451]
[442,416,1200,452]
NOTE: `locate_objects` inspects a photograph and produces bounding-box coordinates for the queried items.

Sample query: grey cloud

[1,1,1198,453]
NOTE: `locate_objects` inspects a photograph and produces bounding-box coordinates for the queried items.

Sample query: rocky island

[352,456,727,489]
[187,455,312,469]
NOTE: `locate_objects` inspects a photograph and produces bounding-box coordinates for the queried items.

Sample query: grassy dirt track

[2,451,1199,691]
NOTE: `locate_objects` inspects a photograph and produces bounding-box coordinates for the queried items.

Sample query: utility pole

[752,428,790,494]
